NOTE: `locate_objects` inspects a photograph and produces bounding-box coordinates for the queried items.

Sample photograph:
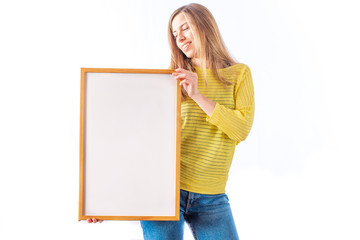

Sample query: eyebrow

[172,22,188,35]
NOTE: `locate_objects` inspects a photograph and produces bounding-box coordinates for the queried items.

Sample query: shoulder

[231,63,250,72]
[220,63,250,73]
[219,63,251,82]
[228,63,253,92]
[232,63,251,80]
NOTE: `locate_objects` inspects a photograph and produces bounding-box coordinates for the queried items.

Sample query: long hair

[168,3,237,100]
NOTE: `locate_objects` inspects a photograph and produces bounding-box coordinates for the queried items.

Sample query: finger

[174,74,187,80]
[99,220,103,223]
[87,218,92,223]
[93,218,98,223]
[179,80,189,86]
[175,68,190,73]
[172,72,184,77]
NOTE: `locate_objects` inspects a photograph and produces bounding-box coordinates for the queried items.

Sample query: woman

[88,3,254,239]
[141,3,255,240]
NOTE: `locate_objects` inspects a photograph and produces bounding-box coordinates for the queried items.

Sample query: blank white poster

[83,71,177,217]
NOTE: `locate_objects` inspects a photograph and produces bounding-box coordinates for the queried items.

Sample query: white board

[79,68,180,221]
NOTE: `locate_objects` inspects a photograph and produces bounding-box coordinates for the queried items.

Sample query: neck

[191,58,201,67]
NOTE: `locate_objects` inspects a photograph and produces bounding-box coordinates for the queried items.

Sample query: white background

[0,0,359,239]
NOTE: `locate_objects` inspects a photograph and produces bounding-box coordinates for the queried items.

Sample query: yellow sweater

[180,63,255,194]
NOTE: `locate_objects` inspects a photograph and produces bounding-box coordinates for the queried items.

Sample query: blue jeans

[140,189,239,240]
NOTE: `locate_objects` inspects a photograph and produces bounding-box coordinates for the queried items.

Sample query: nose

[177,31,185,43]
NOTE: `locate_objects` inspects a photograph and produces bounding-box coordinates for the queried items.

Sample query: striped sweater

[180,63,255,194]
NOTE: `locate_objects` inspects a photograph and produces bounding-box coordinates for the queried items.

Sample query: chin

[184,52,195,59]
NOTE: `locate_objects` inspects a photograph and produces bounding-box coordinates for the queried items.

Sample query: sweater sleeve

[205,65,255,145]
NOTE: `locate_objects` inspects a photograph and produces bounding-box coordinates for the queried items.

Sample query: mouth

[182,42,191,51]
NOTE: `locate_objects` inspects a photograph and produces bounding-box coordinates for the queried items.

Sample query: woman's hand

[87,218,103,223]
[172,68,200,98]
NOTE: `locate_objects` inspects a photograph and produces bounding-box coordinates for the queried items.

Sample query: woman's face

[171,13,197,60]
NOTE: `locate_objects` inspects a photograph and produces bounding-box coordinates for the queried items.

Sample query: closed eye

[173,26,189,39]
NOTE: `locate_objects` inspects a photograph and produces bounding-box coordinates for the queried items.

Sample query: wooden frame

[79,68,180,221]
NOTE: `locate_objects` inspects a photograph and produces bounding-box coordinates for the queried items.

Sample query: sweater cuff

[206,102,223,126]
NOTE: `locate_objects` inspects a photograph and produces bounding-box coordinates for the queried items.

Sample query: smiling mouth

[182,42,191,51]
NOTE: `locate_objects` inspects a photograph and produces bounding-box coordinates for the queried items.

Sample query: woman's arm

[172,68,216,116]
[190,93,216,117]
[173,65,255,144]
[206,66,255,144]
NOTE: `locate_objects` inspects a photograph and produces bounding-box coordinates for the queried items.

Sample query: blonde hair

[168,3,237,100]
